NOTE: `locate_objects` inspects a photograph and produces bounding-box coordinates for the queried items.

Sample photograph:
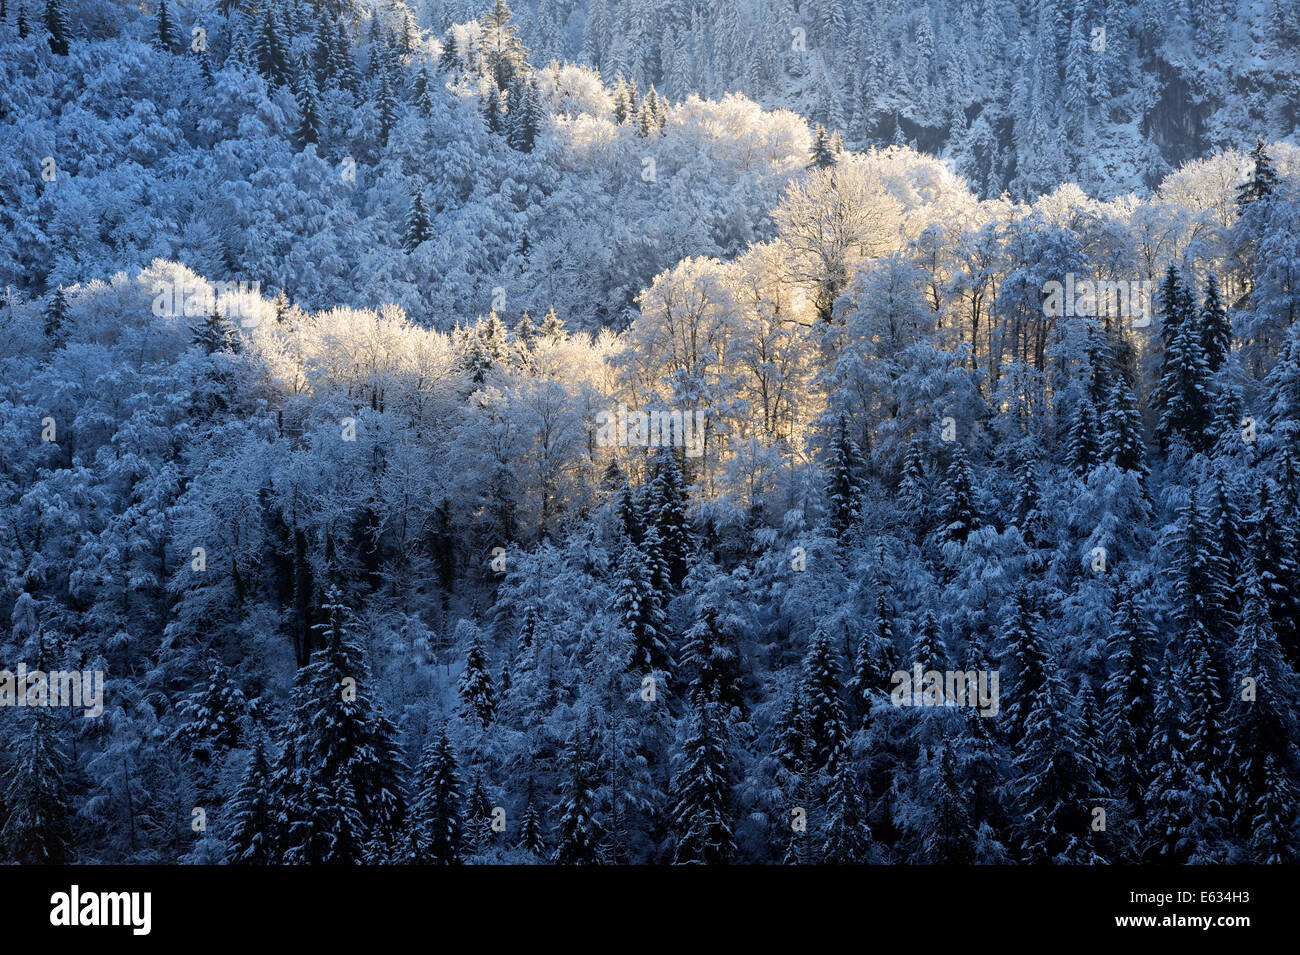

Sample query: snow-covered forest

[0,0,1297,865]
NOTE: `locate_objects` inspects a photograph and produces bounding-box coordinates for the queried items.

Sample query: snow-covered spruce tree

[191,305,238,355]
[457,630,498,728]
[1012,667,1104,864]
[43,284,68,347]
[518,791,546,858]
[1225,569,1299,855]
[1102,581,1157,817]
[0,710,75,864]
[225,733,276,865]
[1249,481,1300,669]
[1066,394,1100,476]
[824,413,867,538]
[1200,273,1231,375]
[669,697,734,864]
[645,450,692,586]
[922,737,975,864]
[907,609,948,676]
[403,189,431,252]
[277,587,406,864]
[807,124,837,169]
[1154,266,1212,453]
[552,725,602,864]
[154,0,176,53]
[294,55,322,150]
[462,770,495,856]
[1000,587,1049,748]
[611,540,671,675]
[820,738,873,863]
[1099,375,1147,478]
[798,629,847,771]
[847,593,898,726]
[44,0,70,56]
[406,727,464,865]
[679,604,744,712]
[1235,137,1278,214]
[938,442,977,544]
[169,658,245,767]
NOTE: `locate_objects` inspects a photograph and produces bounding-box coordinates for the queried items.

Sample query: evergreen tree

[847,594,897,723]
[939,443,977,543]
[457,631,498,728]
[376,69,398,142]
[44,0,68,55]
[1154,266,1212,452]
[1013,668,1103,863]
[154,0,177,53]
[552,726,601,864]
[482,81,504,134]
[480,0,528,91]
[670,698,734,864]
[824,414,866,538]
[407,728,464,864]
[225,734,276,864]
[192,305,237,354]
[799,629,847,770]
[43,284,68,346]
[277,587,407,863]
[253,5,291,86]
[293,56,322,150]
[807,124,837,169]
[518,793,545,857]
[1102,582,1157,814]
[1001,588,1049,747]
[1250,482,1300,668]
[0,711,74,864]
[821,739,872,863]
[611,540,671,674]
[1200,273,1231,374]
[403,189,432,252]
[923,738,976,863]
[645,451,691,585]
[908,609,947,675]
[1067,395,1100,475]
[1225,570,1298,850]
[1100,375,1147,477]
[170,659,245,766]
[679,604,744,712]
[1236,137,1278,213]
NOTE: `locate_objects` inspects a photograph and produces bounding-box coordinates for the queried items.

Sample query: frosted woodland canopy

[0,0,1298,865]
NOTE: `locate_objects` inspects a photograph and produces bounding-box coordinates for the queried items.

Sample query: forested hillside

[0,0,1297,864]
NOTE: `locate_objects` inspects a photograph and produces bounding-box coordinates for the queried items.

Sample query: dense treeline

[0,1,1297,864]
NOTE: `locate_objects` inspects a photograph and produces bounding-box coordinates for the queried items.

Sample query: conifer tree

[457,631,498,728]
[1225,570,1298,846]
[679,604,744,712]
[1103,582,1157,814]
[170,659,245,766]
[1200,273,1231,374]
[646,451,691,585]
[670,697,734,864]
[939,443,977,543]
[1067,395,1099,475]
[1236,137,1278,213]
[225,733,276,864]
[1013,668,1103,863]
[1249,482,1300,668]
[821,739,872,863]
[824,414,866,538]
[403,189,432,252]
[44,0,68,55]
[1001,588,1049,747]
[1,711,74,864]
[407,728,464,864]
[799,629,847,770]
[293,55,322,150]
[1100,375,1147,477]
[482,81,504,134]
[518,792,545,857]
[807,124,837,169]
[43,284,68,346]
[908,609,947,675]
[1154,266,1212,452]
[552,726,601,864]
[277,587,407,863]
[923,738,975,863]
[253,5,290,86]
[847,594,897,723]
